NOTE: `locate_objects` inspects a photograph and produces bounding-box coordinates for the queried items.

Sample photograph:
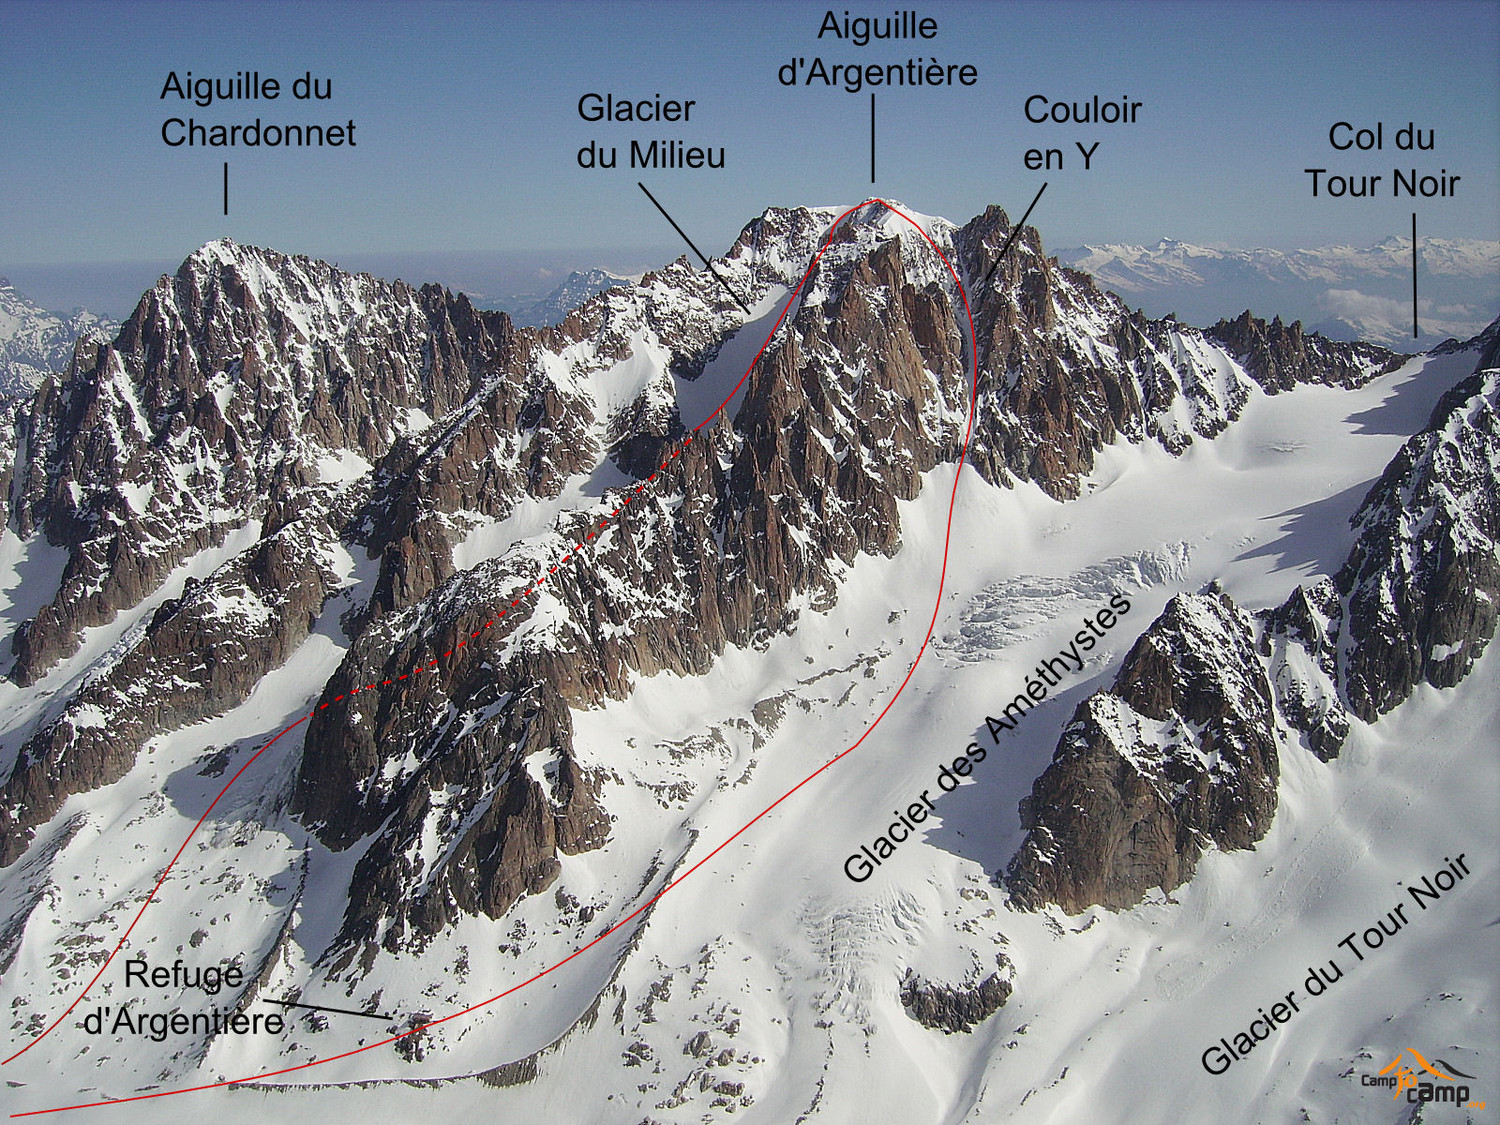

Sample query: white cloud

[1316,288,1413,321]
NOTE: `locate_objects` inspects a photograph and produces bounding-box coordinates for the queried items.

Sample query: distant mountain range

[503,267,637,326]
[1056,235,1499,349]
[0,278,116,396]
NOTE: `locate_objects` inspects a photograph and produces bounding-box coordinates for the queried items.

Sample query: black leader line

[980,182,1048,292]
[1412,212,1420,339]
[638,181,752,315]
[266,998,393,1022]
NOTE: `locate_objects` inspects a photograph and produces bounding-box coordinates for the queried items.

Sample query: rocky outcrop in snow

[899,959,1013,1033]
[1007,586,1280,912]
[1008,328,1499,912]
[1268,349,1499,747]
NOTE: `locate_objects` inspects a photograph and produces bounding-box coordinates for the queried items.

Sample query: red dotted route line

[6,198,992,1116]
[317,440,694,706]
[4,417,708,1081]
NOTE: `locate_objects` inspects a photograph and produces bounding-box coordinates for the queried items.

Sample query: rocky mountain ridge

[1056,236,1500,348]
[1059,235,1500,290]
[0,203,1413,962]
[1008,331,1499,912]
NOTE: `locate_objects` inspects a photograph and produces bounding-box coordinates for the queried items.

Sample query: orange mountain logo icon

[1372,1049,1482,1108]
[1378,1049,1455,1098]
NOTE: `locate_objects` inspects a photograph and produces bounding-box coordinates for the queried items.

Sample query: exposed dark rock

[899,959,1013,1033]
[295,221,976,956]
[1337,368,1499,719]
[1,208,1464,974]
[1205,310,1406,392]
[6,243,492,684]
[1007,586,1280,913]
[1261,582,1349,760]
[0,814,85,974]
[1432,314,1500,364]
[0,277,117,398]
[1262,360,1498,760]
[0,518,340,864]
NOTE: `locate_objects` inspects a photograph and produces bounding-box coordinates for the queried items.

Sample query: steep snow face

[0,206,1492,1124]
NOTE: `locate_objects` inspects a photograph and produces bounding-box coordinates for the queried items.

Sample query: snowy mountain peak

[0,201,1493,1120]
[509,267,635,327]
[186,234,245,262]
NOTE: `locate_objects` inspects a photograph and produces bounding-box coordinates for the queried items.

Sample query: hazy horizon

[2,246,685,321]
[3,0,1496,280]
[6,223,1494,350]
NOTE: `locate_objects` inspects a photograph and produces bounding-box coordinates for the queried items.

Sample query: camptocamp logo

[1362,1048,1485,1108]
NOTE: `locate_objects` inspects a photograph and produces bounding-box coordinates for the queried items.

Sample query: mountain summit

[0,206,1494,1122]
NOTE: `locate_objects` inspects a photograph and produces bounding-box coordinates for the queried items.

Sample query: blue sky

[2,0,1496,281]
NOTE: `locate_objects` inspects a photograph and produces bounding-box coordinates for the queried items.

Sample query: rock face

[293,203,1400,960]
[1261,581,1350,759]
[1336,363,1500,716]
[1007,587,1280,913]
[6,244,493,684]
[0,519,341,865]
[1205,309,1406,392]
[296,207,978,956]
[899,959,1013,1034]
[1008,328,1499,913]
[0,229,788,865]
[1266,357,1500,749]
[0,206,1418,962]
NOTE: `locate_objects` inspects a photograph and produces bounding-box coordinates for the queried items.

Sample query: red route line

[7,198,989,1115]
